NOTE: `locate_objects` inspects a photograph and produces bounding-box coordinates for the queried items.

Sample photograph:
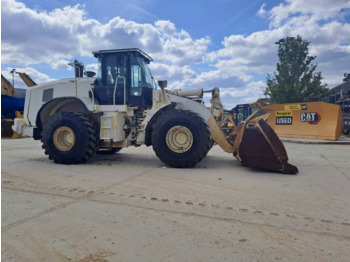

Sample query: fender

[33,97,90,140]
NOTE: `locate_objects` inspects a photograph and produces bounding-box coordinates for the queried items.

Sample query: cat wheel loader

[12,48,298,174]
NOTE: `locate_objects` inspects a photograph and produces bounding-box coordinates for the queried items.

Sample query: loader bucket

[232,110,298,174]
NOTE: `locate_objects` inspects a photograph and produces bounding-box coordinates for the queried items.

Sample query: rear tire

[151,109,210,168]
[41,112,99,164]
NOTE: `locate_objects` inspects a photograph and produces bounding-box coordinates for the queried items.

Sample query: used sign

[276,117,293,125]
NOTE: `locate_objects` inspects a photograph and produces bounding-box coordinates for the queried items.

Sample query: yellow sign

[275,111,293,117]
[284,104,301,111]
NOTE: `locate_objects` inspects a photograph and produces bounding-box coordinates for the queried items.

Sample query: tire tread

[151,109,210,168]
[41,111,99,164]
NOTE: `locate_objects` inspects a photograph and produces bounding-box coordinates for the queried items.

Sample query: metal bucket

[232,110,298,174]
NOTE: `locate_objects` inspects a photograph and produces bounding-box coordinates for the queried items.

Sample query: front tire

[151,109,211,168]
[41,112,99,164]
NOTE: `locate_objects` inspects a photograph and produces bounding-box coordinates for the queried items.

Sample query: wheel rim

[53,126,76,151]
[166,125,193,153]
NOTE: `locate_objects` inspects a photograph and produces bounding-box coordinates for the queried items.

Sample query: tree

[264,36,329,104]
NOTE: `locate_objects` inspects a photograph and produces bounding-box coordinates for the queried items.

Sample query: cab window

[98,53,127,86]
[130,53,153,96]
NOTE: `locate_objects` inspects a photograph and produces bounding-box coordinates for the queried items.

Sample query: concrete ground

[1,138,350,262]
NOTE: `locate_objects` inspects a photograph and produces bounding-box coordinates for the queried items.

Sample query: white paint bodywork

[13,77,231,152]
[23,77,96,127]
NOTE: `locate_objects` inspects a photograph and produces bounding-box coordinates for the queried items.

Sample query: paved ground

[1,138,350,262]
[281,134,350,144]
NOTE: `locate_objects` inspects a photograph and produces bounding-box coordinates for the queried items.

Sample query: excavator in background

[1,74,25,137]
[222,98,268,129]
[16,72,37,87]
[12,48,298,174]
[1,74,16,96]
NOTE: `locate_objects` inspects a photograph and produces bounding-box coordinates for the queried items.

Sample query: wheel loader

[12,48,298,174]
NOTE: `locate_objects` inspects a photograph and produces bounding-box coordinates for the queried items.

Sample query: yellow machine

[225,98,269,128]
[16,72,37,87]
[1,74,15,96]
[264,102,342,140]
[250,98,268,110]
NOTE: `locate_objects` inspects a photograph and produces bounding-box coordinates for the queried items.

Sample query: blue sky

[19,0,277,37]
[2,0,350,108]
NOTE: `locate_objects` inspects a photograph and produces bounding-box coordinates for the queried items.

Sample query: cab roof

[92,48,153,62]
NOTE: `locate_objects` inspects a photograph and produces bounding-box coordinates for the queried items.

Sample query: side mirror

[158,80,168,89]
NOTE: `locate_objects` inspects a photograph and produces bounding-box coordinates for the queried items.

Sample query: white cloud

[267,0,350,28]
[155,20,177,38]
[85,63,98,72]
[51,60,71,70]
[218,81,267,109]
[154,20,211,66]
[257,3,267,18]
[2,0,350,108]
[260,1,350,86]
[149,62,197,85]
[2,0,210,68]
[2,67,56,89]
[206,0,350,93]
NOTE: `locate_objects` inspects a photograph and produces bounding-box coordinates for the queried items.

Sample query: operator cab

[93,48,155,107]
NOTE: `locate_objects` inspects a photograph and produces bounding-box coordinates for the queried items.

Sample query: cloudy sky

[1,0,350,108]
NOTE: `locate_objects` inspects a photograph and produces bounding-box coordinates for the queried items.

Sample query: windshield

[132,54,153,87]
[95,51,154,96]
[130,53,154,96]
[96,53,127,86]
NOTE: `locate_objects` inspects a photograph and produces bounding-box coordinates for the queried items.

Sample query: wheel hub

[53,126,76,151]
[166,125,193,153]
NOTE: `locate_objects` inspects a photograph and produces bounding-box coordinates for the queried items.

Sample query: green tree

[264,36,329,104]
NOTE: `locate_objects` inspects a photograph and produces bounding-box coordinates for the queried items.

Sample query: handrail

[68,62,81,96]
[113,76,126,107]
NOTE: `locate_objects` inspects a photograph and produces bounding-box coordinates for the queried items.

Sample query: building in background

[326,74,350,134]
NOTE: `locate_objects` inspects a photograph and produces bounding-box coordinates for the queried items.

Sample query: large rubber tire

[41,112,99,164]
[151,109,211,168]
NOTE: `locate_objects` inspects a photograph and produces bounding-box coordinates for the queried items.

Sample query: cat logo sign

[300,112,321,124]
[264,102,342,140]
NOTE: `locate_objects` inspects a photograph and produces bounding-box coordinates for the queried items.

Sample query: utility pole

[10,68,16,88]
